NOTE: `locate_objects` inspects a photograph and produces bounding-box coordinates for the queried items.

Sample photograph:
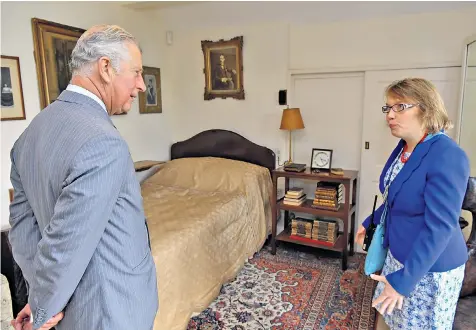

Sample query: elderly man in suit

[8,25,158,330]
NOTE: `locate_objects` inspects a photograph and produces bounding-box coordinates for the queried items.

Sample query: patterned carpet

[187,243,377,330]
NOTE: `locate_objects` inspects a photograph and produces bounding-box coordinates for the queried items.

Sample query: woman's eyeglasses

[382,103,419,113]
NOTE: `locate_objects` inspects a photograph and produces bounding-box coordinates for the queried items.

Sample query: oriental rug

[187,244,377,330]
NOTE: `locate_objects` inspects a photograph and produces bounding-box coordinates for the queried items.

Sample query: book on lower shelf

[291,217,313,238]
[288,215,339,246]
[312,217,338,244]
[288,234,336,247]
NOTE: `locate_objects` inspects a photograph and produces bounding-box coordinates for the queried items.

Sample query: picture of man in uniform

[212,53,236,91]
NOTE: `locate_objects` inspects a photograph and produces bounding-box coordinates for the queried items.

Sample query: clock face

[312,151,330,168]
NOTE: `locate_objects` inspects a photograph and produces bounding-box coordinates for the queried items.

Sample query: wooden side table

[271,167,359,270]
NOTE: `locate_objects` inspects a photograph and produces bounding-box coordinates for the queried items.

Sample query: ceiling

[122,1,202,11]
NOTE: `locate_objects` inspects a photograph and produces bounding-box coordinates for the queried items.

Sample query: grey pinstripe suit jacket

[8,91,158,329]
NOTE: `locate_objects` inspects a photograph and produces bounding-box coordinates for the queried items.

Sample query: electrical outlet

[274,149,281,165]
[277,188,284,198]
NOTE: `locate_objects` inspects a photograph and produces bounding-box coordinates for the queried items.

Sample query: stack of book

[291,217,313,239]
[311,182,343,211]
[283,187,306,206]
[312,217,338,245]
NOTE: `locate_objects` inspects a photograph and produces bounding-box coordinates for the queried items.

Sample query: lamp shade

[280,108,304,130]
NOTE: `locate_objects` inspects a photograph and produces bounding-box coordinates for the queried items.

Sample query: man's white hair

[69,25,140,75]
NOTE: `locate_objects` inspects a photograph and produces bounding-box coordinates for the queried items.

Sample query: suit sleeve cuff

[386,269,413,297]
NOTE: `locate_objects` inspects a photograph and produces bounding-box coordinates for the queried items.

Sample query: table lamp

[280,107,304,164]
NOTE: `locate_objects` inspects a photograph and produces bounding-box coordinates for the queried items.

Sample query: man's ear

[98,57,113,83]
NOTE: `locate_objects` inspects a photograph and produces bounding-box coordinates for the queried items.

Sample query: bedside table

[271,167,359,270]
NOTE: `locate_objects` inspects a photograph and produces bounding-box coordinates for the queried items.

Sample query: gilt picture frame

[1,55,26,121]
[139,66,162,114]
[201,36,244,100]
[31,18,85,110]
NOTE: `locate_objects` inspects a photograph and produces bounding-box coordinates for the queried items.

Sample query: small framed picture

[139,66,162,114]
[1,55,26,121]
[311,148,333,171]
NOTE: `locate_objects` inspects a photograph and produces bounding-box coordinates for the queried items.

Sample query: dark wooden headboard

[170,129,276,175]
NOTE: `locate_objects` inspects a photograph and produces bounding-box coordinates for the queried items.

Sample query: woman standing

[355,78,469,329]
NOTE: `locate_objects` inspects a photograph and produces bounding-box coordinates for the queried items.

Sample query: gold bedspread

[140,157,273,330]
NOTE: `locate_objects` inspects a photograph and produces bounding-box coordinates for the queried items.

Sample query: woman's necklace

[401,133,428,163]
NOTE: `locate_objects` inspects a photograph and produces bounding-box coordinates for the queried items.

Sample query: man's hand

[11,304,31,330]
[371,274,404,315]
[11,304,64,330]
[355,224,366,246]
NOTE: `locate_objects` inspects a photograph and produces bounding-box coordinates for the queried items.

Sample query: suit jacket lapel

[387,134,442,205]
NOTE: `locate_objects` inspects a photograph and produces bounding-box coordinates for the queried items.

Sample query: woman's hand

[371,274,404,315]
[355,225,366,246]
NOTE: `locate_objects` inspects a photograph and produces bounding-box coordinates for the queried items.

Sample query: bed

[139,129,275,330]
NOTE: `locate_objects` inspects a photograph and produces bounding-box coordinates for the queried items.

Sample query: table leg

[349,212,355,256]
[342,248,348,271]
[271,174,278,255]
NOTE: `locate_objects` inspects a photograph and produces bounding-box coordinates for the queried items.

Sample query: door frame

[456,34,476,144]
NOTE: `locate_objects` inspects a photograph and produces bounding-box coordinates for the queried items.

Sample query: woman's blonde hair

[385,78,452,133]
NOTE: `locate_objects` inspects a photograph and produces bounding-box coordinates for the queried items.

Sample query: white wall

[155,1,475,30]
[290,7,476,70]
[0,1,171,229]
[164,21,290,154]
[157,3,476,155]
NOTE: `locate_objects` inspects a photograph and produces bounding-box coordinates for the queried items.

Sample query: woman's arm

[385,146,470,296]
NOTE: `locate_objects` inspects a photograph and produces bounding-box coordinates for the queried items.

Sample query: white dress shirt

[66,84,107,113]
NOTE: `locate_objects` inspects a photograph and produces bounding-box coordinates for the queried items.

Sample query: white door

[290,72,364,202]
[358,67,461,251]
[291,72,365,171]
[459,66,476,241]
[459,67,476,176]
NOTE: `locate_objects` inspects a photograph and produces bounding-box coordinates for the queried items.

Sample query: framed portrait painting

[1,55,26,121]
[32,18,85,109]
[139,66,162,114]
[201,36,244,100]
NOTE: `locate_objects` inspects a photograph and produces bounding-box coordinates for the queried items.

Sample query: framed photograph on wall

[1,55,26,121]
[32,18,85,109]
[311,148,333,171]
[201,36,244,100]
[139,66,162,114]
